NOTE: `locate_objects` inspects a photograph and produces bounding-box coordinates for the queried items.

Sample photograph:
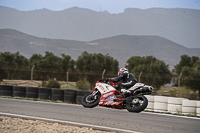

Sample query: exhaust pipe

[140,86,153,93]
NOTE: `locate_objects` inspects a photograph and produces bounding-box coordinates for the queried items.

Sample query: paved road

[0,98,200,133]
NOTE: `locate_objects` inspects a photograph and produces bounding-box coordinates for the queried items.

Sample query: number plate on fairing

[96,83,116,94]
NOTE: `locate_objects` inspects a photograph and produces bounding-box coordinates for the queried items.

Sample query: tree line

[0,51,200,98]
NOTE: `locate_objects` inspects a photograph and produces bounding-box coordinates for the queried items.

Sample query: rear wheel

[126,95,148,113]
[81,92,100,108]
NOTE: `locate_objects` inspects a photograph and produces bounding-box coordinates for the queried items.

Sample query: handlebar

[98,79,120,84]
[98,79,108,83]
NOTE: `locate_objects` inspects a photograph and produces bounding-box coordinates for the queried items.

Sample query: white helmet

[118,68,128,76]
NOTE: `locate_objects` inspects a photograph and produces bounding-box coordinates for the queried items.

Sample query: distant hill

[0,6,199,48]
[0,29,200,69]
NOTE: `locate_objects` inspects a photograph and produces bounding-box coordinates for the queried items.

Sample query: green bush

[169,89,177,97]
[45,80,61,88]
[169,86,199,100]
[76,79,90,90]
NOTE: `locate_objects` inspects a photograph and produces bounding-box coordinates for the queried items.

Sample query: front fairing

[95,82,116,94]
[98,90,125,109]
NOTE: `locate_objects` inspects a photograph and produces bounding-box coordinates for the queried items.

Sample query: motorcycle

[81,79,153,113]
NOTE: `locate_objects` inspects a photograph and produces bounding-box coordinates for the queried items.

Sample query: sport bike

[81,79,153,112]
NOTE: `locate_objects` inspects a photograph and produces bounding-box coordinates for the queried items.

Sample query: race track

[0,98,199,133]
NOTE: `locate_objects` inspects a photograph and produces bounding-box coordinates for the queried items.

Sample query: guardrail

[0,84,199,116]
[146,95,200,116]
[0,85,90,104]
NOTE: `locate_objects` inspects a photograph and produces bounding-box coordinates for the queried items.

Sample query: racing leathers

[109,71,138,92]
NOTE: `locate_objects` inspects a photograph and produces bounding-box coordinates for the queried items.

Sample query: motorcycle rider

[107,67,138,97]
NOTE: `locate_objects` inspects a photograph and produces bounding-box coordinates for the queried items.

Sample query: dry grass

[0,79,77,90]
[156,86,199,100]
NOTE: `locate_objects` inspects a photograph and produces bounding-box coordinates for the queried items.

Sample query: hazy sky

[0,0,200,13]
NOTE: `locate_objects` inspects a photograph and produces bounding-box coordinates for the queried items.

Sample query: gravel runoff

[0,116,115,133]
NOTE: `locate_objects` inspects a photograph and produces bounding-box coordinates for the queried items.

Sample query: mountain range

[0,6,200,48]
[0,29,200,69]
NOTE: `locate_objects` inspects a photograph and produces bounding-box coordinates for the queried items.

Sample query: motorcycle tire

[81,92,100,108]
[126,95,148,113]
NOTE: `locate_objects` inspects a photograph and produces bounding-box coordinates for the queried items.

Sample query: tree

[14,52,29,68]
[174,55,200,99]
[29,51,63,86]
[61,54,75,71]
[174,55,199,74]
[76,52,118,72]
[29,53,43,67]
[126,56,172,92]
[13,52,29,79]
[61,53,76,81]
[76,51,118,89]
[0,51,29,80]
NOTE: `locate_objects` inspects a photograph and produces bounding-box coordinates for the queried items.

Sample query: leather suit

[109,71,138,91]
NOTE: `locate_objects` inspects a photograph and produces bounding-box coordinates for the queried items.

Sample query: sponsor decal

[104,100,118,105]
[106,96,115,101]
[96,83,107,92]
[134,83,144,86]
[103,92,114,97]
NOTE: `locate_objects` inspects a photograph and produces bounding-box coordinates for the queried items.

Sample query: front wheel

[81,92,100,108]
[126,95,148,113]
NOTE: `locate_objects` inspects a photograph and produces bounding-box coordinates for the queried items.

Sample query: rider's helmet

[118,67,128,76]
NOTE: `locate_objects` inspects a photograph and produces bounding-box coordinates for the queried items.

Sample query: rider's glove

[105,78,110,83]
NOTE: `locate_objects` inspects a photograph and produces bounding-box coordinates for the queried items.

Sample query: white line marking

[0,112,142,133]
[141,112,200,120]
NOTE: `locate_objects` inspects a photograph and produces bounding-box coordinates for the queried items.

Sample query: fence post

[31,65,35,86]
[178,72,182,87]
[102,69,106,79]
[66,71,69,88]
[139,71,143,82]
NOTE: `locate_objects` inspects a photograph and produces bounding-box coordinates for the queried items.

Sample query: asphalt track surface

[0,98,200,133]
